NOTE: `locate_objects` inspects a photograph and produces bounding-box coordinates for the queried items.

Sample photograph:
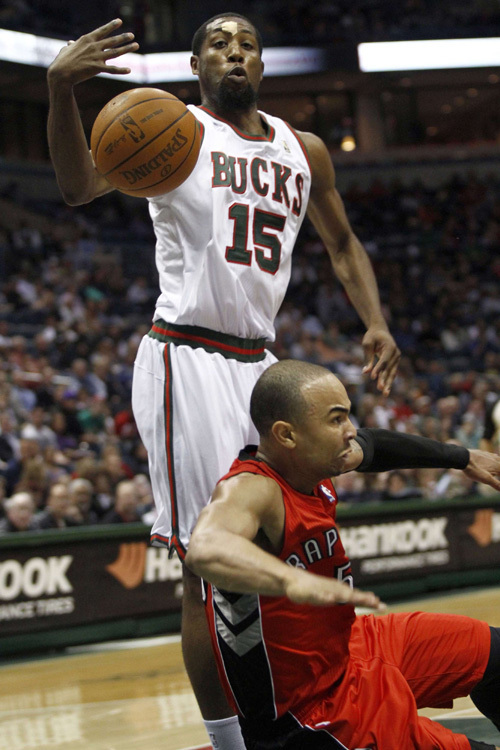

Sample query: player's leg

[172,347,275,748]
[294,645,472,750]
[354,611,495,749]
[132,336,273,749]
[470,626,500,732]
[182,564,244,747]
[132,337,247,748]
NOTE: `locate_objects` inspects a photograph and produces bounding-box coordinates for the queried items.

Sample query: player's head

[191,13,264,113]
[251,360,325,437]
[251,360,356,478]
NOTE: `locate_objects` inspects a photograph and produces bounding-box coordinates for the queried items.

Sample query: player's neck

[203,99,267,136]
[256,447,318,496]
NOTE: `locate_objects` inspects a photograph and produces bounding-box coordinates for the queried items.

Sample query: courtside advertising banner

[340,504,500,582]
[1,500,499,639]
[0,534,182,636]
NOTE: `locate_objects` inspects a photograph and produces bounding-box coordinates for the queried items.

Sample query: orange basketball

[90,87,201,198]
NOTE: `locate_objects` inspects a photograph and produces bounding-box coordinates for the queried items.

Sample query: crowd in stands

[1,0,500,50]
[0,167,499,534]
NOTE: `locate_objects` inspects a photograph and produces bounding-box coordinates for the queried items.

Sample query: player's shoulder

[293,129,329,159]
[290,129,335,188]
[216,469,281,508]
[219,470,279,494]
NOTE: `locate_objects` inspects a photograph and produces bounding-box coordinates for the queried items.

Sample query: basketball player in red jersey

[47,14,401,749]
[187,359,500,750]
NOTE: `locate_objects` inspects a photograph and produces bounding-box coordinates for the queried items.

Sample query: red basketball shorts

[295,611,491,750]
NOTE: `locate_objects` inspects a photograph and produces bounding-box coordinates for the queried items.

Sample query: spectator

[4,436,45,499]
[9,368,37,417]
[100,445,134,489]
[68,477,99,525]
[0,491,37,534]
[100,479,141,524]
[34,481,80,529]
[93,469,114,517]
[133,473,155,524]
[332,470,367,504]
[14,453,51,509]
[20,405,57,451]
[381,470,424,501]
[0,410,21,468]
[481,396,500,454]
[49,408,80,456]
[433,467,478,499]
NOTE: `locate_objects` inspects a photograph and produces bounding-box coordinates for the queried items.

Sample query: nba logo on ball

[119,114,146,143]
[91,87,202,198]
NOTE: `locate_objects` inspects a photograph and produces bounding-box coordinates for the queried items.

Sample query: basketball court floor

[0,585,498,749]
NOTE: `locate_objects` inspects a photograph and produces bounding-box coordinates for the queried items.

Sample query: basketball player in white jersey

[47,13,401,749]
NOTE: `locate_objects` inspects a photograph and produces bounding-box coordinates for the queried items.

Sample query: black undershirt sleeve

[354,428,470,473]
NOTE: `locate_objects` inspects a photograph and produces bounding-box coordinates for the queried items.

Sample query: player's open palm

[284,567,383,609]
[48,19,139,87]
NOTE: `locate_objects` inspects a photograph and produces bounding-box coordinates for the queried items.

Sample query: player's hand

[284,568,384,610]
[362,326,401,396]
[464,449,500,492]
[47,19,139,87]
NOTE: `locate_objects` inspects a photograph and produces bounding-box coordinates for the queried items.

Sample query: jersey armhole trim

[283,122,312,173]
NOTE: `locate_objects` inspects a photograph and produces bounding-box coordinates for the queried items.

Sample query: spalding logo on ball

[90,88,202,197]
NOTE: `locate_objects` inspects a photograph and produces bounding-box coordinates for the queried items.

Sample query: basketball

[90,87,201,197]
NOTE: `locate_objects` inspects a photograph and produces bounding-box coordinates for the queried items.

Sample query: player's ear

[272,420,296,449]
[191,55,199,76]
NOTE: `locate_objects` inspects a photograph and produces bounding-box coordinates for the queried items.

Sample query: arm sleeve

[354,428,470,473]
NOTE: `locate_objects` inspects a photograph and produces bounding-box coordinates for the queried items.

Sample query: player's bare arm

[186,473,382,609]
[47,19,139,205]
[299,130,401,395]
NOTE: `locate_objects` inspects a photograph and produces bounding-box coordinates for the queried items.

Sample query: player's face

[293,375,357,480]
[192,17,264,112]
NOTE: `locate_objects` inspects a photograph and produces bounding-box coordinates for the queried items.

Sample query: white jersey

[147,105,312,341]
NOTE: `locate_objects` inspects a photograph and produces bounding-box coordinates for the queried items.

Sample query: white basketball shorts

[132,321,277,558]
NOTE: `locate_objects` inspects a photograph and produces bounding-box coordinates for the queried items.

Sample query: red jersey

[205,449,355,723]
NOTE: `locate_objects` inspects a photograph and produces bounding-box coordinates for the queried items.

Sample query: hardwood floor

[0,587,498,749]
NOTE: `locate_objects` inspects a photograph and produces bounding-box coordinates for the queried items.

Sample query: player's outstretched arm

[47,19,139,205]
[301,130,400,395]
[331,428,500,494]
[186,474,383,609]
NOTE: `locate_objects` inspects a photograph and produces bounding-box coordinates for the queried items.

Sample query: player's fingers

[480,472,500,492]
[376,355,400,395]
[368,345,392,379]
[103,40,139,60]
[347,588,384,610]
[102,32,136,51]
[370,346,400,392]
[362,349,375,374]
[100,65,133,75]
[90,18,124,39]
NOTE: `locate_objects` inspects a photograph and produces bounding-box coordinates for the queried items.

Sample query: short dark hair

[250,360,329,437]
[191,12,263,57]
